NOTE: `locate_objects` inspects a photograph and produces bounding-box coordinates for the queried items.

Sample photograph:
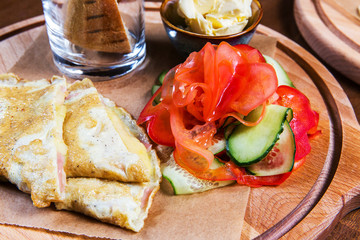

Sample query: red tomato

[233,44,266,63]
[230,62,278,116]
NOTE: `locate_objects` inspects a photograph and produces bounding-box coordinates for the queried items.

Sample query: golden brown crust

[65,0,132,53]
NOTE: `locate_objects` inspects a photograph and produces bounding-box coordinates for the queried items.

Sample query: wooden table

[0,0,359,239]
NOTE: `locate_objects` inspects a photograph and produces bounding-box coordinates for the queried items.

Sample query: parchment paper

[1,21,277,239]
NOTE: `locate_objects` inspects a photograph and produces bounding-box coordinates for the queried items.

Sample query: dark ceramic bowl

[160,0,263,57]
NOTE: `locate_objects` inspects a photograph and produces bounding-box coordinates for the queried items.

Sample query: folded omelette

[57,88,161,232]
[0,74,67,207]
[0,75,161,232]
[63,79,154,182]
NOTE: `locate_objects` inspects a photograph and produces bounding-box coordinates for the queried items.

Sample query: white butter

[178,0,252,36]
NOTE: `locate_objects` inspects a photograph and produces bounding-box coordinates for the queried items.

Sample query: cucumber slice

[246,120,295,176]
[227,104,293,166]
[207,134,226,154]
[151,84,160,95]
[151,84,161,104]
[161,155,235,195]
[224,122,240,139]
[158,70,168,85]
[264,55,295,87]
[151,70,168,103]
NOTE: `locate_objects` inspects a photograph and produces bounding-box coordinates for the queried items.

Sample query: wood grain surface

[294,0,360,84]
[0,0,359,239]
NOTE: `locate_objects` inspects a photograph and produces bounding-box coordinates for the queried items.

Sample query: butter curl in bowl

[160,0,263,57]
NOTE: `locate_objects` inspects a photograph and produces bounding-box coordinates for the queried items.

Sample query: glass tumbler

[42,0,146,80]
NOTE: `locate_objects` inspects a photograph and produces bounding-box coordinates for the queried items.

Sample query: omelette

[55,177,160,232]
[0,74,161,231]
[0,74,67,208]
[56,103,161,232]
[63,79,153,182]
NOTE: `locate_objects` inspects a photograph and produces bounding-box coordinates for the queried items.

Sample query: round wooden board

[294,0,360,84]
[0,6,359,240]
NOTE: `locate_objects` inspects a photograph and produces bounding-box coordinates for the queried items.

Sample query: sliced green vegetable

[158,70,168,85]
[151,84,160,95]
[161,155,235,195]
[151,84,161,104]
[264,55,295,87]
[224,122,240,139]
[207,136,226,154]
[227,104,293,166]
[150,70,168,104]
[247,120,295,176]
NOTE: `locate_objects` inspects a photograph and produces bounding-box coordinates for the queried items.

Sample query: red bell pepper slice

[239,172,292,187]
[137,83,175,147]
[275,85,320,161]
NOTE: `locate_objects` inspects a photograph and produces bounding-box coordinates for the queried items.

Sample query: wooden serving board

[294,0,360,84]
[0,4,360,240]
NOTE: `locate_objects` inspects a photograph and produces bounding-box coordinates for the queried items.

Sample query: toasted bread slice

[65,0,133,53]
[0,74,67,208]
[56,103,161,232]
[63,79,153,182]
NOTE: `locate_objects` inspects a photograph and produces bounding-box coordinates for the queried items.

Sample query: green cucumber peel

[264,55,295,87]
[226,104,293,166]
[161,156,235,195]
[246,120,295,176]
[158,70,168,85]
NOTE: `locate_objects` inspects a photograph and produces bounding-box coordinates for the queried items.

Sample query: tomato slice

[205,43,278,121]
[233,44,266,63]
[230,63,278,116]
[175,48,205,85]
[171,105,217,172]
[206,42,245,121]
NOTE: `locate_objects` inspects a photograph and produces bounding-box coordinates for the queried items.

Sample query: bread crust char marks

[65,0,132,53]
